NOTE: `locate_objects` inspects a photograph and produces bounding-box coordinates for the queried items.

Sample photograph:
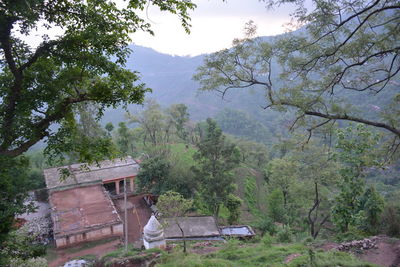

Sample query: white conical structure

[143,215,166,249]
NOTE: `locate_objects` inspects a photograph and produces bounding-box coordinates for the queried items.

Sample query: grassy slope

[157,241,378,267]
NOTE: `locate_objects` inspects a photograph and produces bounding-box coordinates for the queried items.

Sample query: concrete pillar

[115,180,120,194]
[130,177,134,192]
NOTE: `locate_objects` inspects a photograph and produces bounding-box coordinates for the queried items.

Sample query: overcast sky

[19,0,299,57]
[131,0,297,56]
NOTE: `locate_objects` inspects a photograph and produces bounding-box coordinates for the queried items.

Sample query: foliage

[157,191,193,253]
[357,186,385,234]
[0,156,34,247]
[215,108,272,144]
[276,225,293,243]
[261,233,273,247]
[136,156,171,194]
[267,189,286,224]
[332,124,380,232]
[192,118,241,218]
[116,122,135,156]
[244,176,261,217]
[51,102,119,165]
[8,257,48,267]
[157,191,193,219]
[128,99,172,147]
[195,0,400,152]
[157,241,375,267]
[0,226,46,266]
[0,0,196,158]
[380,204,400,237]
[225,194,243,225]
[236,139,269,169]
[167,104,190,142]
[254,216,277,236]
[266,157,297,213]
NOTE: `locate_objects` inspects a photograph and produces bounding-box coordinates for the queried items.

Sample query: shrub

[261,233,273,247]
[276,226,293,243]
[381,204,400,237]
[254,216,277,236]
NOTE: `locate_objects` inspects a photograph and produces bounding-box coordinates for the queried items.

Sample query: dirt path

[359,236,400,267]
[48,239,121,267]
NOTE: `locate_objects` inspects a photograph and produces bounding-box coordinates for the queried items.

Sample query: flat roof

[44,157,139,189]
[162,216,220,239]
[49,184,121,237]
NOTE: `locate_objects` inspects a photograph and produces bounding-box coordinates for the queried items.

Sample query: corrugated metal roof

[44,157,139,189]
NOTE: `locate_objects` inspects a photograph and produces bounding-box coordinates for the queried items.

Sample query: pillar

[115,180,120,194]
[130,177,134,192]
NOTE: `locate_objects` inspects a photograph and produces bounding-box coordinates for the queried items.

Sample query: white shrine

[143,215,166,249]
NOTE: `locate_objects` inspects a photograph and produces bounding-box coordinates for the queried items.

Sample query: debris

[337,237,378,252]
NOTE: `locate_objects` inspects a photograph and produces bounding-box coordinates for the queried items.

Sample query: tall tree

[192,118,240,218]
[0,0,195,249]
[195,2,400,155]
[167,104,190,142]
[128,100,172,147]
[0,0,195,159]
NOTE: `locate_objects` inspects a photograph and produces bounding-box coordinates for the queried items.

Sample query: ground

[47,238,121,267]
[319,235,400,267]
[113,194,152,246]
[359,236,400,267]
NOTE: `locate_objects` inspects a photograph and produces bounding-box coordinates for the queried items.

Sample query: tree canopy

[0,0,195,159]
[195,1,400,156]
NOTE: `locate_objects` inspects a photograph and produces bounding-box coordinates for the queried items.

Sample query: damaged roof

[44,156,139,189]
[50,184,121,237]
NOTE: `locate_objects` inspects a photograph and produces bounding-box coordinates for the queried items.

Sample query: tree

[0,156,34,246]
[293,144,339,239]
[157,191,193,253]
[195,2,400,155]
[266,157,297,210]
[192,118,240,218]
[136,156,170,195]
[128,100,172,147]
[116,122,134,156]
[0,0,195,159]
[331,124,380,232]
[0,0,195,251]
[167,104,190,142]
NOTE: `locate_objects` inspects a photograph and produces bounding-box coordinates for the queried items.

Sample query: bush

[276,226,293,243]
[381,204,400,237]
[261,233,273,247]
[8,257,48,267]
[254,216,277,236]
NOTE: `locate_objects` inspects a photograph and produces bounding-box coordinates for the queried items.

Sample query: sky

[132,0,297,56]
[18,0,299,57]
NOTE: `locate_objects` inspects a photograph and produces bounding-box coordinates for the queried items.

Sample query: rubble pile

[337,237,378,251]
[21,215,53,245]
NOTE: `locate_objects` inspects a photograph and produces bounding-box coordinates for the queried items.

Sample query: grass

[100,246,164,266]
[169,143,197,165]
[156,240,379,267]
[44,244,58,263]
